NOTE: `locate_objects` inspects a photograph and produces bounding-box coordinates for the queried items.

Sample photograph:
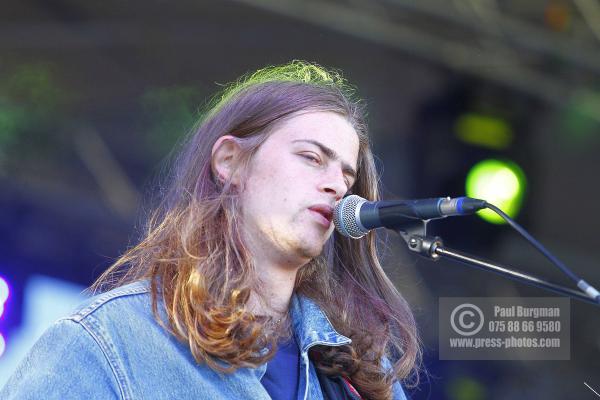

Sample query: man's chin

[296,241,324,260]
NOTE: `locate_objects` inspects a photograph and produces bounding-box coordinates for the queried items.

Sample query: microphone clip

[393,218,444,260]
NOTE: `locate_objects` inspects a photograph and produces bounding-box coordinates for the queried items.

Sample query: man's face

[239,110,360,267]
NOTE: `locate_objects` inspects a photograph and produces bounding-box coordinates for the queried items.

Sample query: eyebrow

[292,139,357,182]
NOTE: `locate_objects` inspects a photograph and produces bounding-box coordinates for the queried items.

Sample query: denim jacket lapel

[290,294,351,352]
[290,294,352,400]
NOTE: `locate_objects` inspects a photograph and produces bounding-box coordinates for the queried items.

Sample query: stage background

[1,1,599,398]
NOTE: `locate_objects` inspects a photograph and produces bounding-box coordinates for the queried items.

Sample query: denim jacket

[1,281,408,399]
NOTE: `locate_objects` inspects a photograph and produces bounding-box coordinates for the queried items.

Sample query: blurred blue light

[0,276,9,319]
[0,334,4,358]
[0,276,9,303]
[0,275,85,385]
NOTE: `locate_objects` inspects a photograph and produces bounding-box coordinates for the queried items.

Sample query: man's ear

[211,135,242,186]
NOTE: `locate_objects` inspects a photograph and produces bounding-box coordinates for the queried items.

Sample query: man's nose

[319,168,347,201]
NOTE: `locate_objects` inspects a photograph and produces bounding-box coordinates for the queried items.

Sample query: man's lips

[308,204,334,228]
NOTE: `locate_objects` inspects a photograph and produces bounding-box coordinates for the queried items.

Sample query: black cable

[484,202,600,304]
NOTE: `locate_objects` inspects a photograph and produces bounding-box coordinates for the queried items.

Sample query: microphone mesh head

[333,195,368,239]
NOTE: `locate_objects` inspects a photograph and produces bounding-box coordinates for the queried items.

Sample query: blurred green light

[455,113,513,150]
[141,86,203,156]
[446,376,487,400]
[561,89,600,147]
[465,159,526,224]
[0,101,26,147]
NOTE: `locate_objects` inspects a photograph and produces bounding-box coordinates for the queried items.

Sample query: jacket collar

[129,279,351,354]
[290,294,351,354]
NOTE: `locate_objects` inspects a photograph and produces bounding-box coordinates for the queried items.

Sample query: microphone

[333,195,487,239]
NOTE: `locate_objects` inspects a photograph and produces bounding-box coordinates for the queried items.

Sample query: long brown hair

[92,61,421,399]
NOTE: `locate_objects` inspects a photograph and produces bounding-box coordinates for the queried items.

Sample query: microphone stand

[394,219,600,307]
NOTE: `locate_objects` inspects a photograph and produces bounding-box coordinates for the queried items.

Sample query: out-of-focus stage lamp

[465,159,526,224]
[0,276,7,358]
[0,334,5,357]
[0,276,9,319]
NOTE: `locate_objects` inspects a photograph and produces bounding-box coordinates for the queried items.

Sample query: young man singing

[1,61,421,399]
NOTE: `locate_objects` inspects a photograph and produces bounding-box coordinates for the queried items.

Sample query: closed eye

[299,153,321,164]
[300,152,352,192]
